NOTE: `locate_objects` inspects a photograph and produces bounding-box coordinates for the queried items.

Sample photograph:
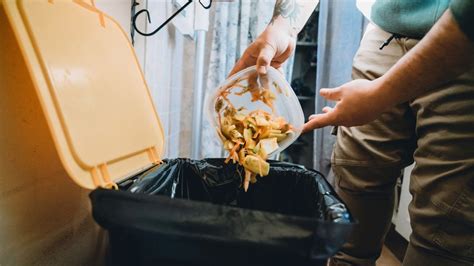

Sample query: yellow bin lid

[3,0,165,189]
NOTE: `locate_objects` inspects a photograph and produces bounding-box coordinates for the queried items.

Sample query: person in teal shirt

[230,0,474,265]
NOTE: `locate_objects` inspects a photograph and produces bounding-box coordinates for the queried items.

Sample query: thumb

[256,44,276,75]
[228,58,247,77]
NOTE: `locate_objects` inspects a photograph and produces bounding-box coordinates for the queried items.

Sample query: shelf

[291,141,306,146]
[296,41,317,47]
[285,8,319,170]
[297,95,314,101]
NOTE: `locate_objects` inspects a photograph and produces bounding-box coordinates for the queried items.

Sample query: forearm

[374,10,474,107]
[229,0,318,75]
[269,0,319,38]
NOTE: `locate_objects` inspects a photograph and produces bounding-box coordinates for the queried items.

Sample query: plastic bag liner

[90,158,354,266]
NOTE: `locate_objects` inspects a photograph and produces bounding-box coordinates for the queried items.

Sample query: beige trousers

[331,25,474,266]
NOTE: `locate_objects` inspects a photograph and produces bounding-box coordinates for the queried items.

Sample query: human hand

[228,24,296,76]
[303,79,389,133]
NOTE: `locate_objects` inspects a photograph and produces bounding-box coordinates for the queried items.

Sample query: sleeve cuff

[450,0,474,41]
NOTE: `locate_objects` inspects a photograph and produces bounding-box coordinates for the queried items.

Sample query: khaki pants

[331,25,474,266]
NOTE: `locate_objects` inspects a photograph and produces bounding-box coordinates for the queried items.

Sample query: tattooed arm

[271,0,319,37]
[229,0,319,75]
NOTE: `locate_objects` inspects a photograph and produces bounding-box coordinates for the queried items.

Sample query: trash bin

[90,159,353,266]
[2,2,353,265]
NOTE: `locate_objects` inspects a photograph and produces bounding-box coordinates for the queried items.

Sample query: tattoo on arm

[271,0,301,26]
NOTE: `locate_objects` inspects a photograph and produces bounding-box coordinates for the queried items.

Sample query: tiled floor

[377,246,402,266]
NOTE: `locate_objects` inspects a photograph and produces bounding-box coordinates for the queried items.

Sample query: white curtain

[200,0,294,158]
[128,0,197,158]
[314,0,367,176]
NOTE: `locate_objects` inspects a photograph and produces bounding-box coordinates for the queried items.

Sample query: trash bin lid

[3,0,164,189]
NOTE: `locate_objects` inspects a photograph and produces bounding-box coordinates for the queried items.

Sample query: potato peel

[215,76,293,191]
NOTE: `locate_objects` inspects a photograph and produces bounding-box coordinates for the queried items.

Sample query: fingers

[269,45,294,71]
[307,107,331,120]
[303,114,334,133]
[229,43,260,77]
[256,44,276,75]
[228,43,276,77]
[322,106,333,113]
[229,56,250,77]
[320,87,342,101]
[271,62,284,71]
[275,67,284,75]
[303,87,342,132]
[302,109,338,133]
[230,39,290,77]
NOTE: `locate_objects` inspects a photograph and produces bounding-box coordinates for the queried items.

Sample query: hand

[228,24,296,76]
[303,79,389,133]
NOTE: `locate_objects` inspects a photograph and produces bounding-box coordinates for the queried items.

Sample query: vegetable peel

[215,75,293,191]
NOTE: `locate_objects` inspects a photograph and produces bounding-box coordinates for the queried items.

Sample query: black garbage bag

[90,158,354,266]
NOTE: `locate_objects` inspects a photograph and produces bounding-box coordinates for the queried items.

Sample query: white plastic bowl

[204,66,305,156]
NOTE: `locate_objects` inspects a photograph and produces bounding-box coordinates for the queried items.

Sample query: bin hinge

[90,163,118,190]
[147,147,162,165]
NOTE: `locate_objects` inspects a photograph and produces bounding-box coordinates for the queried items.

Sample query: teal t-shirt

[371,0,474,41]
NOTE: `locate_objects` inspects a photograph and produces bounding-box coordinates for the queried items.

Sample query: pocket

[432,180,474,261]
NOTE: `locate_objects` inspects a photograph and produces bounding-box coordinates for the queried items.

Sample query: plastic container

[205,66,305,156]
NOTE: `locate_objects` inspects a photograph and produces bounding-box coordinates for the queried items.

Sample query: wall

[0,6,105,264]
